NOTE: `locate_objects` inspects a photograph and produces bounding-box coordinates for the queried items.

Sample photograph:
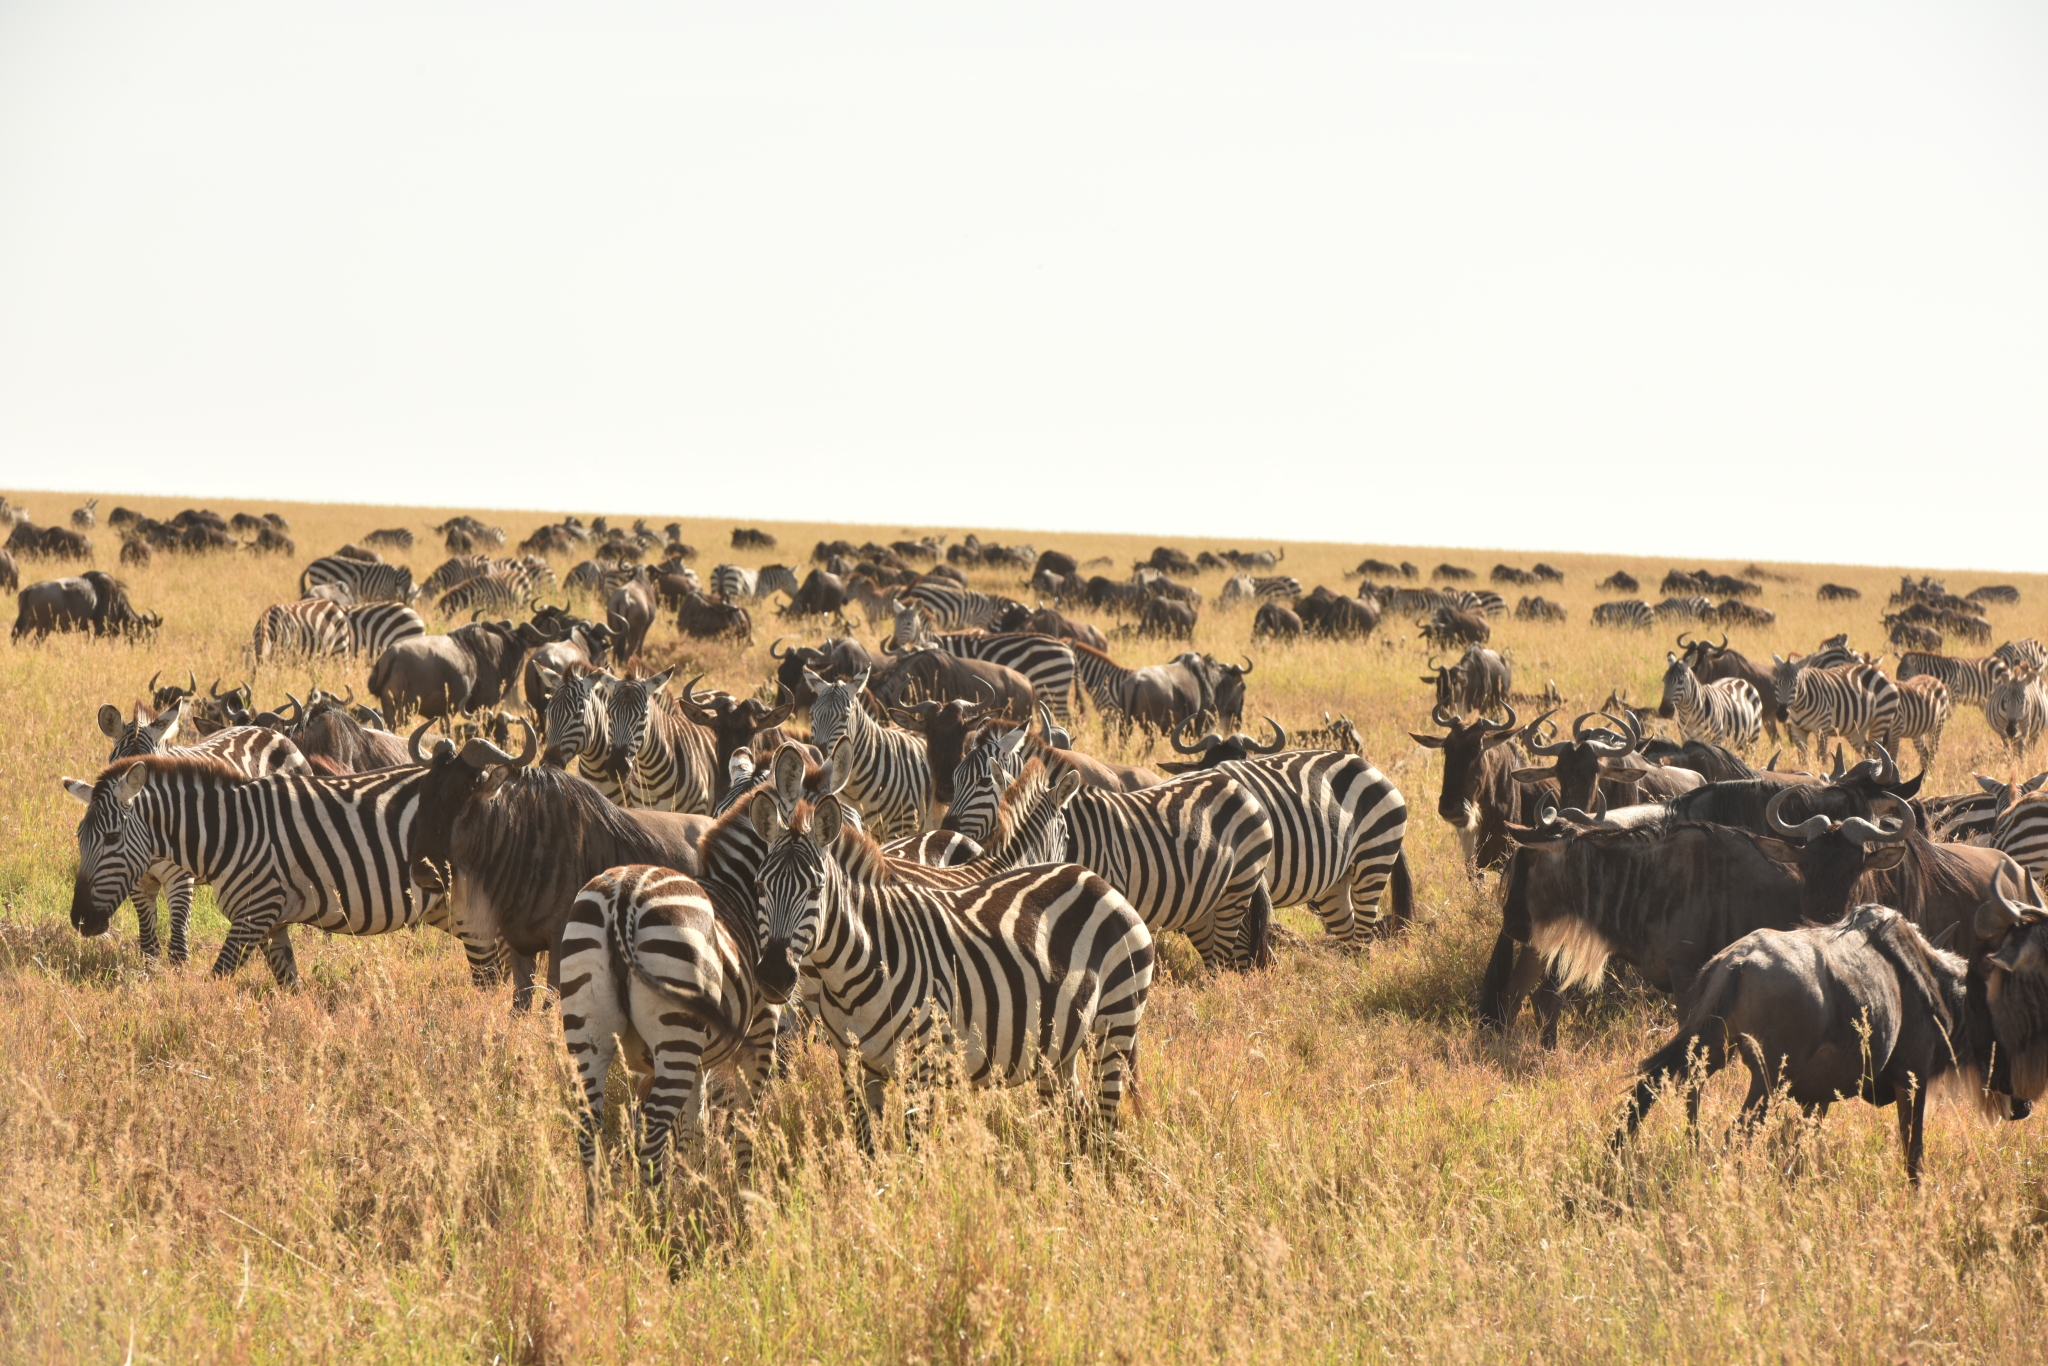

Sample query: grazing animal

[731,527,776,550]
[251,600,349,659]
[887,614,1078,721]
[1672,633,1779,742]
[674,588,753,641]
[1418,605,1489,647]
[1253,602,1303,638]
[1887,674,1952,768]
[364,528,414,550]
[1422,646,1511,718]
[902,579,1021,631]
[1659,653,1763,750]
[1991,792,2048,886]
[13,573,158,642]
[70,499,98,530]
[710,562,800,603]
[1897,651,2011,707]
[300,556,417,604]
[1593,599,1655,630]
[1433,563,1475,582]
[1139,596,1198,639]
[1771,656,1901,762]
[0,548,16,591]
[369,617,562,723]
[343,603,428,660]
[606,569,657,662]
[1595,571,1640,594]
[1969,585,2021,606]
[537,666,624,804]
[1816,583,1862,601]
[1514,596,1569,623]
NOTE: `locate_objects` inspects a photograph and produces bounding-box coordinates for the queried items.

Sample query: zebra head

[99,697,185,760]
[1660,653,1698,711]
[537,666,611,770]
[603,670,672,779]
[62,763,158,936]
[988,760,1081,864]
[806,669,871,757]
[941,724,1033,843]
[748,790,844,1004]
[888,604,932,651]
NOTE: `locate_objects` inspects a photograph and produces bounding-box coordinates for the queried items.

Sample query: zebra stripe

[1592,600,1655,630]
[807,671,934,840]
[1986,670,2048,756]
[603,672,719,813]
[252,600,349,658]
[1997,639,2048,672]
[93,704,306,963]
[300,556,417,604]
[1770,657,1900,762]
[343,602,427,658]
[436,570,535,618]
[902,580,1018,631]
[752,780,1152,1154]
[1991,792,2048,887]
[1896,651,2011,707]
[889,618,1079,722]
[1070,643,1136,716]
[69,756,443,987]
[419,554,494,599]
[558,862,779,1192]
[539,668,625,803]
[710,563,799,602]
[945,727,1277,971]
[1660,653,1762,750]
[1888,674,1952,768]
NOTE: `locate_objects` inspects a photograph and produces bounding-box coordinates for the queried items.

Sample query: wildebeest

[0,549,17,592]
[731,526,776,550]
[1615,893,2048,1181]
[1595,571,1640,594]
[369,616,563,723]
[606,569,657,662]
[674,588,753,641]
[1155,715,1287,773]
[1816,582,1862,601]
[1253,602,1303,638]
[1122,652,1251,735]
[1514,596,1569,623]
[1418,604,1489,647]
[1408,704,1547,871]
[1297,588,1379,639]
[1138,597,1197,639]
[870,648,1035,722]
[1433,563,1475,582]
[71,499,98,530]
[1421,646,1510,718]
[988,602,1107,652]
[672,678,798,799]
[770,636,884,712]
[12,573,158,643]
[6,523,93,561]
[520,610,620,713]
[782,568,853,619]
[1512,710,1703,813]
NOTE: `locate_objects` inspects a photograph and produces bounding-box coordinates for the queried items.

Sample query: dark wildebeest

[1595,571,1640,594]
[888,698,999,808]
[870,648,1034,722]
[1407,704,1549,872]
[276,694,413,774]
[606,568,657,662]
[1421,646,1511,718]
[1309,593,1378,639]
[1139,597,1197,639]
[731,526,776,550]
[1433,563,1475,582]
[12,573,159,643]
[672,676,798,799]
[1511,710,1704,812]
[1157,715,1288,774]
[675,588,752,641]
[369,617,562,723]
[0,549,18,592]
[520,611,620,713]
[770,636,884,712]
[1122,653,1251,736]
[1032,549,1079,581]
[783,568,851,619]
[1615,886,2048,1181]
[988,602,1108,652]
[1253,602,1303,639]
[1418,605,1488,648]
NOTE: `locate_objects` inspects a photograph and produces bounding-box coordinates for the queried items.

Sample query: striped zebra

[709,563,800,602]
[559,857,780,1194]
[537,665,625,803]
[1592,600,1655,630]
[1770,656,1900,762]
[1660,652,1763,750]
[806,669,933,840]
[251,599,349,659]
[419,554,494,599]
[945,726,1277,970]
[65,739,472,986]
[1997,639,2048,672]
[1887,674,1952,768]
[1987,669,2048,756]
[1896,651,2011,707]
[86,698,306,962]
[344,602,427,658]
[437,569,538,618]
[602,671,719,813]
[889,611,1079,722]
[751,774,1152,1153]
[902,579,1019,631]
[1460,589,1508,618]
[1653,596,1718,622]
[1219,574,1303,605]
[300,555,417,604]
[1070,642,1138,717]
[1806,634,1871,670]
[1991,791,2048,887]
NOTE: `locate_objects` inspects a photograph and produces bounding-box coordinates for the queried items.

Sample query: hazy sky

[2,3,2044,568]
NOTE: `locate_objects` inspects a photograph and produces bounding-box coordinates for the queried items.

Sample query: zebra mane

[96,751,244,785]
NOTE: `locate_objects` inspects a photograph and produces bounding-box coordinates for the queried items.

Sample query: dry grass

[4,486,2048,1363]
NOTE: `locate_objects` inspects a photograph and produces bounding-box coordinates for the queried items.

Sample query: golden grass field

[4,486,2048,1364]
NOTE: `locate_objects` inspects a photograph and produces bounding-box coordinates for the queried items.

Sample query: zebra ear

[802,667,827,693]
[748,791,784,841]
[61,776,94,805]
[813,796,844,845]
[114,764,148,807]
[772,743,807,807]
[1052,770,1083,807]
[819,738,853,796]
[646,670,673,693]
[97,704,124,739]
[146,699,184,746]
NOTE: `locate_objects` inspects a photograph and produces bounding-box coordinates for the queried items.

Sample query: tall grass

[4,487,2047,1362]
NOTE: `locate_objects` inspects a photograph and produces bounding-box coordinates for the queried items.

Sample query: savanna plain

[3,487,2047,1365]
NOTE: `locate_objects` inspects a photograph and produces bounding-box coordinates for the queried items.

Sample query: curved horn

[1169,715,1212,755]
[341,685,355,704]
[1872,743,1899,786]
[1579,711,1636,756]
[1430,702,1459,729]
[1253,717,1287,754]
[1480,703,1524,735]
[148,669,162,694]
[209,677,226,699]
[1676,631,1692,649]
[408,719,434,765]
[1524,716,1574,757]
[1765,786,1833,840]
[768,636,791,659]
[1237,654,1254,677]
[461,716,537,770]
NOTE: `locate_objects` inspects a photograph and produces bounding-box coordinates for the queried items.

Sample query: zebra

[1770,656,1900,762]
[1652,596,1718,622]
[1592,600,1656,630]
[1991,791,2048,887]
[1986,669,2048,756]
[559,858,780,1196]
[709,563,800,603]
[902,579,1018,631]
[64,737,479,986]
[1895,651,2011,707]
[805,669,933,840]
[536,665,625,803]
[1806,634,1871,670]
[300,555,417,604]
[1219,574,1303,605]
[1997,639,2048,673]
[602,671,719,813]
[1459,589,1508,618]
[945,725,1277,971]
[751,770,1153,1154]
[888,609,1079,721]
[251,599,350,659]
[87,698,306,962]
[344,602,427,659]
[437,568,541,618]
[1887,674,1952,768]
[1660,652,1763,750]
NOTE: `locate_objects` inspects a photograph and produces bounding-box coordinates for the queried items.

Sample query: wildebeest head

[1975,867,2048,1103]
[1158,715,1287,773]
[887,696,989,803]
[1410,703,1540,825]
[1512,710,1641,811]
[406,717,539,884]
[1757,786,1914,921]
[676,675,797,798]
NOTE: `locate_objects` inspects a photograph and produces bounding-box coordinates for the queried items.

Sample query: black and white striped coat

[1888,674,1952,767]
[945,727,1277,970]
[1987,670,2048,756]
[806,669,934,840]
[538,666,626,803]
[889,611,1079,722]
[252,600,350,658]
[436,568,539,618]
[752,780,1152,1153]
[67,754,452,986]
[602,671,719,813]
[1660,652,1763,750]
[344,602,427,658]
[300,556,417,604]
[902,580,1016,631]
[1897,651,2011,707]
[1592,600,1656,630]
[1770,656,1900,761]
[710,563,799,602]
[1991,791,2048,886]
[85,700,306,962]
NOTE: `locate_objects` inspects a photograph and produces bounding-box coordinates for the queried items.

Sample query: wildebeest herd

[15,499,2048,1192]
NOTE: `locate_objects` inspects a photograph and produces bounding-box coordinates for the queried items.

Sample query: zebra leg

[165,869,194,965]
[211,905,283,979]
[639,1025,708,1189]
[726,1007,781,1184]
[131,870,164,960]
[260,924,300,989]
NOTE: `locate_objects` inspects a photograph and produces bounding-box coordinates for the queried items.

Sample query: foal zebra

[1770,656,1900,762]
[88,699,306,962]
[300,555,417,604]
[602,671,719,813]
[1659,652,1763,750]
[1887,674,1953,768]
[1897,651,2011,707]
[252,599,350,659]
[1987,670,2048,756]
[806,670,934,840]
[752,776,1152,1153]
[945,726,1277,971]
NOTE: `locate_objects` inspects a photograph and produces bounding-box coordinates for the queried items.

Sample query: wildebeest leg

[1476,930,1521,1030]
[1498,943,1549,1035]
[1729,1041,1772,1145]
[1615,1028,1726,1147]
[1897,1077,1928,1184]
[1532,975,1565,1050]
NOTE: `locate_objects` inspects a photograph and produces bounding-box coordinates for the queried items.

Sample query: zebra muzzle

[755,939,799,1002]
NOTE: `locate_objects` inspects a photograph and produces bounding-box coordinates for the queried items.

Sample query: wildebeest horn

[1765,786,1833,840]
[1169,715,1215,755]
[1675,631,1692,649]
[1238,655,1254,676]
[1580,712,1636,756]
[1253,717,1287,754]
[342,685,355,704]
[1560,788,1610,824]
[282,693,304,719]
[461,716,537,770]
[408,719,434,764]
[1480,704,1525,735]
[768,636,790,659]
[1430,702,1460,729]
[1714,633,1728,652]
[148,669,162,694]
[209,677,226,699]
[1524,717,1574,757]
[1872,743,1899,786]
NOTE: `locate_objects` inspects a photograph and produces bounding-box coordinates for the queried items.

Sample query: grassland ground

[4,488,2047,1362]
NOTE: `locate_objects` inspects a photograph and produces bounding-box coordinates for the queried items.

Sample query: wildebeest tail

[1618,1019,1728,1140]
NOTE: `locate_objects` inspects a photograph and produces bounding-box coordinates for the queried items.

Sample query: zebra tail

[1388,848,1414,929]
[1245,882,1274,970]
[607,893,741,1049]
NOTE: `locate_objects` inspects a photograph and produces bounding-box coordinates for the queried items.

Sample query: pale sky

[2,3,2044,568]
